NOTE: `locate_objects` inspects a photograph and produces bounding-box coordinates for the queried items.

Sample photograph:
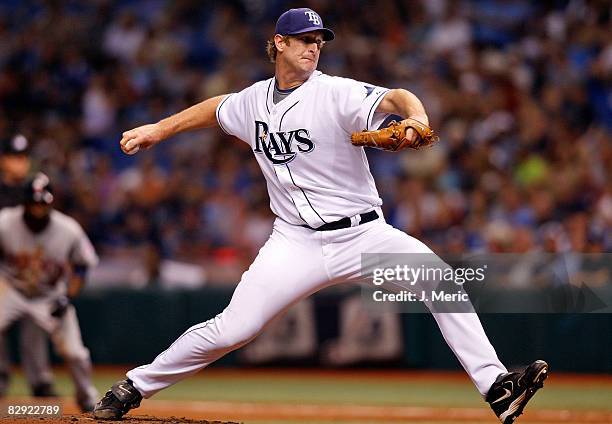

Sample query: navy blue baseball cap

[275,8,335,41]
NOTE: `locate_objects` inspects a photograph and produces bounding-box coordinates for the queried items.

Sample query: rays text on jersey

[254,121,315,165]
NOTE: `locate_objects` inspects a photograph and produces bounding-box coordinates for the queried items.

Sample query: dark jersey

[0,180,25,209]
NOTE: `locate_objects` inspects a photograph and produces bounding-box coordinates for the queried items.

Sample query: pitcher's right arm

[120,95,227,155]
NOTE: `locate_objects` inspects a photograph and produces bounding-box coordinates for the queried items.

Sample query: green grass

[6,369,612,412]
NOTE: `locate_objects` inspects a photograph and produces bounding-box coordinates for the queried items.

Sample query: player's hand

[50,296,70,318]
[405,114,427,143]
[405,128,416,144]
[120,123,164,155]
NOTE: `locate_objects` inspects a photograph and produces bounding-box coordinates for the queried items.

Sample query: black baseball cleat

[92,379,143,420]
[486,360,548,424]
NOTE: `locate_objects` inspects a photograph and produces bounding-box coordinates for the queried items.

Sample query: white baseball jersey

[216,70,391,228]
[0,206,98,297]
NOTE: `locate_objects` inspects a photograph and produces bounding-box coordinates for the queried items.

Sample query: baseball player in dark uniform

[0,134,57,398]
[0,172,99,411]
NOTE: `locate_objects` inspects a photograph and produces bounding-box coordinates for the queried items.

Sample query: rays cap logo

[275,8,335,41]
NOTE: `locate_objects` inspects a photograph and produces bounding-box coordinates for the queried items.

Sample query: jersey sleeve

[334,77,391,134]
[215,87,252,143]
[69,226,99,268]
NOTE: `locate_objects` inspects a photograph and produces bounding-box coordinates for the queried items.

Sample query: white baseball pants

[128,216,506,397]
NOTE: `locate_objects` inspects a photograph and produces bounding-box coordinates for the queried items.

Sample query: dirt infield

[4,398,612,423]
[128,399,612,423]
[8,415,236,424]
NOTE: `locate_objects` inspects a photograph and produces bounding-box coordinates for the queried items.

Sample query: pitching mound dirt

[8,414,240,424]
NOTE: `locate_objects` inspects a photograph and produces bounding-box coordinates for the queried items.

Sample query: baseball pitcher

[0,172,99,411]
[94,9,547,424]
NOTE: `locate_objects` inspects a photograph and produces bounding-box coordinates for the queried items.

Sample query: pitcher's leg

[328,222,506,395]
[431,312,505,395]
[127,225,328,398]
[383,225,506,394]
[126,296,268,397]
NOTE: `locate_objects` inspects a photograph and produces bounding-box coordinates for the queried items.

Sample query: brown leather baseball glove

[350,118,439,151]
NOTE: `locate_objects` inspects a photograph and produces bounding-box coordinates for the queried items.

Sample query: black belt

[302,210,379,231]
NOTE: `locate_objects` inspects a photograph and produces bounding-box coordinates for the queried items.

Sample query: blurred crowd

[1,0,610,285]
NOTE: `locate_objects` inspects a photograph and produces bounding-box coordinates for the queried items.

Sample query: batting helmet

[24,172,54,205]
